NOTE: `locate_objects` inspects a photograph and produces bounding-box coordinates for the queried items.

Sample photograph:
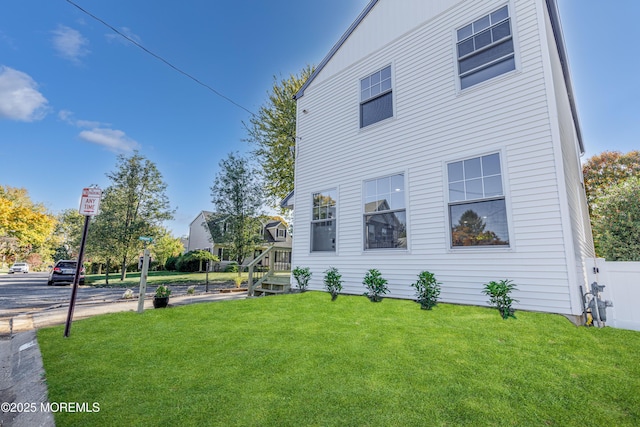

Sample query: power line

[64,0,256,117]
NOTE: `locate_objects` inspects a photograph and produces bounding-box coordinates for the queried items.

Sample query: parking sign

[79,187,102,216]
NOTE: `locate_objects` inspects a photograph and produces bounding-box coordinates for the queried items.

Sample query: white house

[290,0,594,320]
[187,211,292,269]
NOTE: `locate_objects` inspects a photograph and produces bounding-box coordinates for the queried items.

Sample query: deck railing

[247,245,291,296]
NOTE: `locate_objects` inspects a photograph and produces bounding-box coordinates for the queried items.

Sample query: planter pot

[153,296,169,308]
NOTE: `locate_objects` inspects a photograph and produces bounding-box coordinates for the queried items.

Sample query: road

[0,272,125,317]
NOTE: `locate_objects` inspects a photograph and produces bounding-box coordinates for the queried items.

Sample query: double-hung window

[457,5,515,89]
[360,65,393,128]
[311,190,337,252]
[364,174,407,250]
[447,153,509,247]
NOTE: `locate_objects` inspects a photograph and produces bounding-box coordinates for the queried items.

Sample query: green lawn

[38,292,640,426]
[86,270,248,287]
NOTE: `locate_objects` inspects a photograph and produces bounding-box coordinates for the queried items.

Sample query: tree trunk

[120,255,127,280]
[97,263,102,275]
[105,259,110,285]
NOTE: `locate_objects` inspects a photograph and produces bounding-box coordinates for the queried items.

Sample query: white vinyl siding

[292,0,588,316]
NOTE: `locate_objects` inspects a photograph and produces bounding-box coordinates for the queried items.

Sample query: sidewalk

[0,291,247,427]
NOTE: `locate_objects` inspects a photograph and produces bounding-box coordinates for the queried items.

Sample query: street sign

[79,187,102,216]
[139,236,153,242]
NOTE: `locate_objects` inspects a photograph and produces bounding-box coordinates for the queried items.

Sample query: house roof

[280,190,295,209]
[294,0,584,154]
[294,0,378,101]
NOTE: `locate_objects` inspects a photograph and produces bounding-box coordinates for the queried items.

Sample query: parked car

[8,262,29,274]
[47,260,85,286]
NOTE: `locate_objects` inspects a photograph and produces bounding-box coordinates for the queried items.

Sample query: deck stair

[247,245,292,297]
[253,275,291,296]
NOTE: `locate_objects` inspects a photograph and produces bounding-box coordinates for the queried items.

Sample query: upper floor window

[364,174,407,250]
[277,228,286,239]
[360,65,393,128]
[457,5,515,89]
[311,190,337,252]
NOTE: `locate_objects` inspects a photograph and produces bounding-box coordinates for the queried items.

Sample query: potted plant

[362,268,389,302]
[153,284,172,308]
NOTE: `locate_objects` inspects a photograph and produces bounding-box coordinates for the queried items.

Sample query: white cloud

[58,109,104,128]
[79,128,141,153]
[51,25,90,63]
[0,65,49,122]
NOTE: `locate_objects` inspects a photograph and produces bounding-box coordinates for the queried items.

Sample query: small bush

[482,279,519,319]
[155,285,172,298]
[165,256,179,271]
[323,267,342,301]
[292,266,312,292]
[362,269,389,302]
[175,252,200,272]
[411,271,441,310]
[224,262,239,273]
[186,285,196,295]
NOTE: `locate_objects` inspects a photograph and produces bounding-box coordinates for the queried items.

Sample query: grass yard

[38,292,640,426]
[86,270,248,287]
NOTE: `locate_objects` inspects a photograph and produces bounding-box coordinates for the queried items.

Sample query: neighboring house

[187,211,291,269]
[289,0,594,319]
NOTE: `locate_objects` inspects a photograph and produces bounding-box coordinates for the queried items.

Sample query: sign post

[137,237,153,313]
[64,187,102,337]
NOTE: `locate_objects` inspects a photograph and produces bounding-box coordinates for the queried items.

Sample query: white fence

[585,258,640,332]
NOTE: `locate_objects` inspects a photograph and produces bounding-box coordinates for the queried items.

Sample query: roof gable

[294,0,583,153]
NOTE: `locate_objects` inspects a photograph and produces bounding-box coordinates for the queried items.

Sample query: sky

[1,0,638,237]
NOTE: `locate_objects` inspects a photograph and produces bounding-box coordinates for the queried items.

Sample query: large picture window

[311,190,336,252]
[360,65,393,128]
[364,174,407,250]
[447,153,509,247]
[457,5,515,89]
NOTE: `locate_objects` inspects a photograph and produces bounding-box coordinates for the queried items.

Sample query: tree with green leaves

[582,150,640,258]
[210,152,264,266]
[582,150,640,213]
[51,209,85,261]
[96,152,174,280]
[150,230,186,270]
[591,177,640,261]
[244,65,314,210]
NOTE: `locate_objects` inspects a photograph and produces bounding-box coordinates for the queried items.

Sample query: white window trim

[453,1,521,94]
[309,187,339,255]
[358,62,397,131]
[361,171,410,253]
[443,149,514,252]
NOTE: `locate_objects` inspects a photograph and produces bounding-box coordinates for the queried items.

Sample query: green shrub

[175,253,199,272]
[224,262,239,273]
[323,267,342,301]
[165,256,179,271]
[292,266,312,292]
[482,279,519,319]
[362,269,389,302]
[411,271,441,310]
[154,284,172,298]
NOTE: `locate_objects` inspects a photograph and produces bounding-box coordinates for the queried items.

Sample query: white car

[9,262,29,273]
